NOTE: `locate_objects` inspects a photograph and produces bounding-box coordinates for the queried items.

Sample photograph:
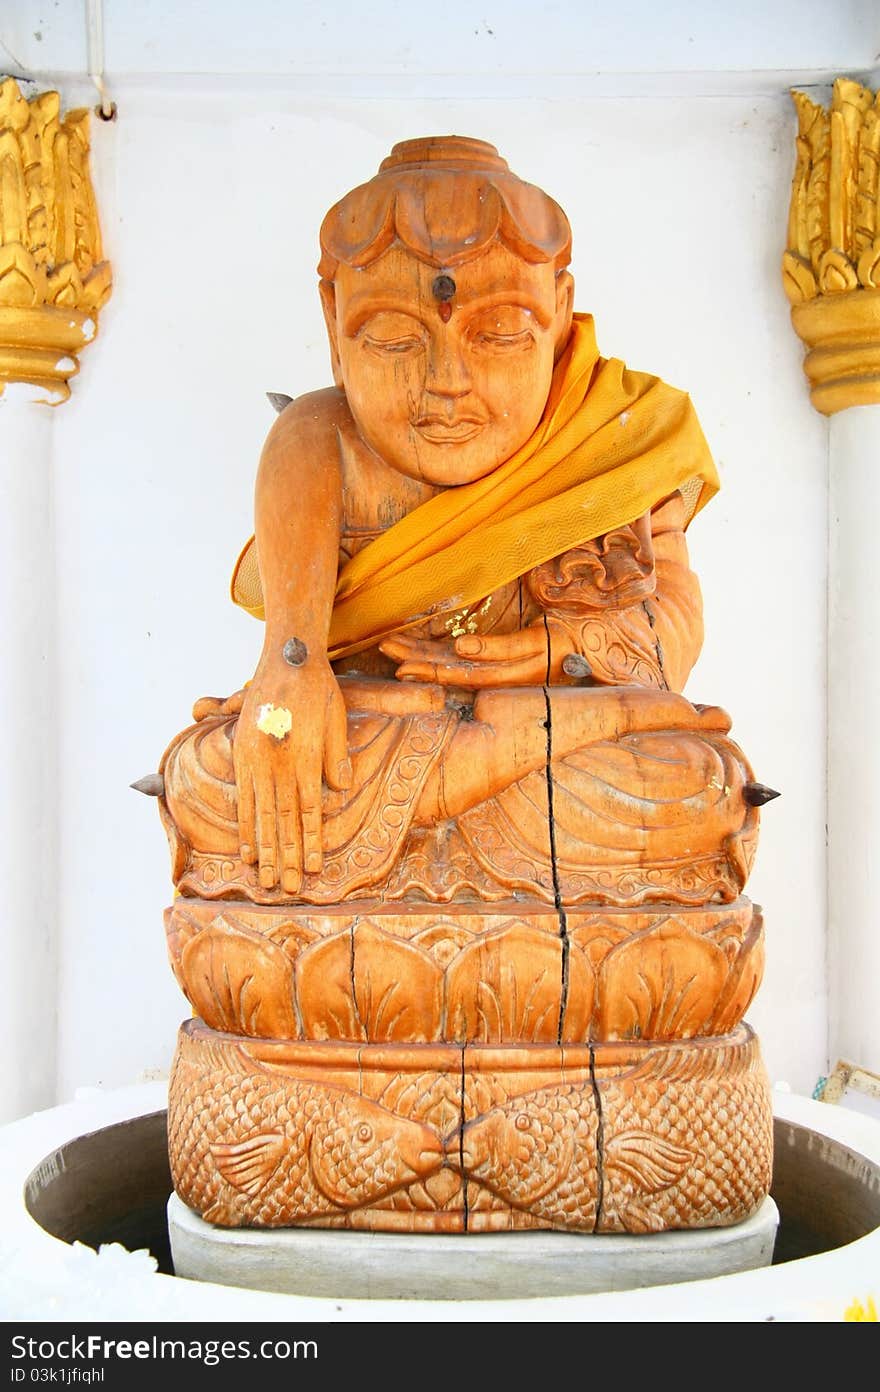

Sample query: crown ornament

[0,78,112,404]
[784,78,880,414]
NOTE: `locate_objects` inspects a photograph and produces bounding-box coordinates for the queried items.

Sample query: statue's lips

[413,418,485,444]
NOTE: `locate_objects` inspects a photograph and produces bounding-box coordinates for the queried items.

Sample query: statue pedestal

[169,1019,772,1232]
[167,1192,779,1300]
[166,893,772,1233]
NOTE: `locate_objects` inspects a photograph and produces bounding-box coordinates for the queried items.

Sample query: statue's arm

[232,389,352,894]
[253,390,344,651]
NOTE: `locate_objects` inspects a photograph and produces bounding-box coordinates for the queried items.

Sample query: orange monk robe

[231,313,720,659]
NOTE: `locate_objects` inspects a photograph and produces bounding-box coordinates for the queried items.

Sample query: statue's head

[318,136,574,486]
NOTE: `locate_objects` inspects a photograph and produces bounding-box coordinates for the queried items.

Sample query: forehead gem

[432,274,456,301]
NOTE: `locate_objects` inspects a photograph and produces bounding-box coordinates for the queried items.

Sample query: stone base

[168,1019,773,1233]
[168,1192,780,1300]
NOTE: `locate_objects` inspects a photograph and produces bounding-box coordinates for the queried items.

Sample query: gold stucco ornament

[0,78,111,404]
[784,77,880,414]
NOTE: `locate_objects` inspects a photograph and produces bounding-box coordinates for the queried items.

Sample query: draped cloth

[230,313,719,660]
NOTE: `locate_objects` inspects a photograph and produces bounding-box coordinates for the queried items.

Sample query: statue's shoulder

[261,386,353,462]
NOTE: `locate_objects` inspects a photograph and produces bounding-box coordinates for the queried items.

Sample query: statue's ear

[553,270,575,360]
[318,280,345,389]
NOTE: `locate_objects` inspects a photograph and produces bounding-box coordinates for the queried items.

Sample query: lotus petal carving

[410,919,476,968]
[164,901,765,1044]
[709,910,765,1032]
[446,921,595,1043]
[596,919,728,1040]
[180,915,298,1037]
[817,248,858,295]
[781,251,817,305]
[296,923,443,1041]
[164,904,199,994]
[857,238,880,290]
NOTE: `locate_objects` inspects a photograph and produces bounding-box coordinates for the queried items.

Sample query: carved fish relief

[448,1037,771,1233]
[597,1039,773,1232]
[448,1082,692,1231]
[169,1045,447,1227]
[169,1031,770,1231]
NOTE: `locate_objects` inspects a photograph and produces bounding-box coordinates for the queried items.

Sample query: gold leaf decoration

[786,79,880,414]
[0,243,45,306]
[786,80,880,295]
[0,77,111,402]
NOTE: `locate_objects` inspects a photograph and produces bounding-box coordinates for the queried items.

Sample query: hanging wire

[86,0,116,120]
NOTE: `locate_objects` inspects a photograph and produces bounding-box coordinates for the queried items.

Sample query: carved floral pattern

[784,79,880,305]
[0,79,111,401]
[165,899,764,1044]
[784,78,880,412]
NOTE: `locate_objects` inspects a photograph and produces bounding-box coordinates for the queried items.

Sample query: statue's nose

[423,341,472,399]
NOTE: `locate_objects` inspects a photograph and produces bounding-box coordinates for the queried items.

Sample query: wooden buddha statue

[148,136,776,1234]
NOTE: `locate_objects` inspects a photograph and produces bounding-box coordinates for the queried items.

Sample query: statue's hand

[232,655,351,894]
[381,622,574,687]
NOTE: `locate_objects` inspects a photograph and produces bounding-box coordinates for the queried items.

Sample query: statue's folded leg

[160,681,755,906]
[449,688,757,904]
[418,684,736,823]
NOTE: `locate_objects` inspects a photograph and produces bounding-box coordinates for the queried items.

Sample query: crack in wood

[588,1041,605,1230]
[459,1045,469,1231]
[642,598,669,690]
[349,917,365,1038]
[542,615,570,1046]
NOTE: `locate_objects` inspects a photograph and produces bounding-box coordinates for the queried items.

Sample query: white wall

[4,0,878,83]
[3,1,861,1106]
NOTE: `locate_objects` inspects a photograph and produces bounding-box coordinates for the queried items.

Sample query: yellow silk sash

[231,314,719,659]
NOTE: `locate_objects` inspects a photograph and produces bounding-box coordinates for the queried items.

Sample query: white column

[0,389,57,1122]
[827,406,880,1074]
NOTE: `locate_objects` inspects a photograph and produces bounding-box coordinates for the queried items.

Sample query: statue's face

[326,243,572,486]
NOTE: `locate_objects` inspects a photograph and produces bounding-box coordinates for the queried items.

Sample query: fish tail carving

[604,1130,694,1193]
[210,1132,287,1196]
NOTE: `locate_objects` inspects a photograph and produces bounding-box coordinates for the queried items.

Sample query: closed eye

[363,335,425,355]
[471,330,534,351]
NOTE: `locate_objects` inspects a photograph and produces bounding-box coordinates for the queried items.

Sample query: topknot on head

[318,135,572,281]
[378,135,510,174]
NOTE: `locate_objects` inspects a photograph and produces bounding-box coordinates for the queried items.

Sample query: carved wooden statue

[146,136,777,1234]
